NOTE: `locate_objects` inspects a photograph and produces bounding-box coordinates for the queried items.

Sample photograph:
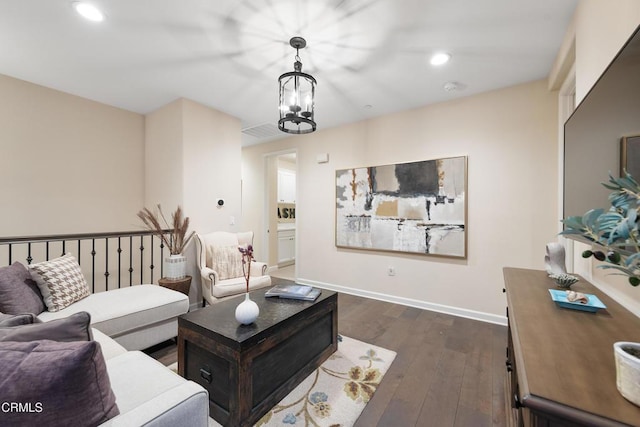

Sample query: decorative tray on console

[548,289,607,313]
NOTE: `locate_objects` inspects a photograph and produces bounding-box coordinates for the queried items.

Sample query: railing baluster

[8,243,12,265]
[139,236,144,284]
[117,237,122,289]
[129,237,133,286]
[62,240,66,257]
[91,239,96,293]
[77,240,81,264]
[46,242,49,261]
[150,235,155,284]
[104,238,109,291]
[27,243,32,265]
[160,241,164,277]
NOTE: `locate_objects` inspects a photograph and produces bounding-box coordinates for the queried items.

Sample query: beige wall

[181,99,242,235]
[0,74,145,236]
[145,98,242,305]
[574,1,640,104]
[145,98,242,233]
[243,80,558,322]
[144,99,184,213]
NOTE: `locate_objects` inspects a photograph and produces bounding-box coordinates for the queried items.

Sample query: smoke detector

[443,81,464,92]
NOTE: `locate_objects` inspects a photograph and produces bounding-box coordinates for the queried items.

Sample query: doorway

[264,151,297,281]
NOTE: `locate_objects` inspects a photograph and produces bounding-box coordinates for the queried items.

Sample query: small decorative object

[549,273,579,289]
[235,293,259,325]
[547,289,606,313]
[137,205,195,279]
[235,244,259,325]
[614,342,640,407]
[545,242,567,275]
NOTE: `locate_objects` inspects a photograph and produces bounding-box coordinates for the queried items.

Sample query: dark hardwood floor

[146,292,508,427]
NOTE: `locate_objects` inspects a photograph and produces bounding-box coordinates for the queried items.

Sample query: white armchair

[195,231,271,306]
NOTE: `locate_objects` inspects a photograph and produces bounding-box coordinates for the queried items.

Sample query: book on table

[265,284,321,301]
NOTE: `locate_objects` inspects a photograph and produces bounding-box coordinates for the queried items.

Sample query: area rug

[169,336,396,427]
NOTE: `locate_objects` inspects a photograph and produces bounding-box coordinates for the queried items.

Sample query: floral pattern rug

[254,335,396,427]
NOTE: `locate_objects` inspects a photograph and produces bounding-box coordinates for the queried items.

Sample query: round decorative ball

[235,293,259,325]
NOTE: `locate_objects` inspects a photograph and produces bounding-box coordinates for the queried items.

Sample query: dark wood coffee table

[177,282,338,427]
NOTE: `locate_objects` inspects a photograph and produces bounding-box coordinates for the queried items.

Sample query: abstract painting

[335,156,467,258]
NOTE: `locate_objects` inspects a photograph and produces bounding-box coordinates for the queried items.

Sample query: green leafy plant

[561,172,640,287]
[137,205,195,255]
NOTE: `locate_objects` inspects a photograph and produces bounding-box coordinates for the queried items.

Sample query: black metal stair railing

[0,230,171,293]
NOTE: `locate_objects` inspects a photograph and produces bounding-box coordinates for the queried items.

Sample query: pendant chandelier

[278,36,316,134]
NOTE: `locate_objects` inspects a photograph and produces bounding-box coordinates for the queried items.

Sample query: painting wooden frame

[335,155,467,258]
[621,135,640,179]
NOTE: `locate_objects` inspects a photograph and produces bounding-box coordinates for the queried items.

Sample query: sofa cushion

[37,285,188,339]
[0,312,39,327]
[29,253,90,312]
[0,262,45,315]
[208,245,244,280]
[105,350,191,414]
[92,328,127,360]
[0,340,119,426]
[0,311,92,342]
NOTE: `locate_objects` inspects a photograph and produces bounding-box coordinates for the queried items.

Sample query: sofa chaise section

[38,285,189,351]
[93,329,209,427]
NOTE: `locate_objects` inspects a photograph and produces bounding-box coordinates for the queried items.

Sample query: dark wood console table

[177,285,338,427]
[503,267,640,426]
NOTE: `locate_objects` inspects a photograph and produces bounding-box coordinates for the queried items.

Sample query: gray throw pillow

[0,262,45,315]
[0,340,120,426]
[0,312,39,327]
[0,311,92,342]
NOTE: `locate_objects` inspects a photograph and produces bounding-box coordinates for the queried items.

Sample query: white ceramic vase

[164,254,187,279]
[235,293,259,325]
[614,341,640,406]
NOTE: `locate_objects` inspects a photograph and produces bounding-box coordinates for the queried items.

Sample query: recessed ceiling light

[430,52,451,66]
[73,2,105,22]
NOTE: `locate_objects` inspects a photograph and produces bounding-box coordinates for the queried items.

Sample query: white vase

[614,341,640,406]
[164,254,187,279]
[235,293,259,325]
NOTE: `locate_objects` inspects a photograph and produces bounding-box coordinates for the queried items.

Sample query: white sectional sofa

[93,329,209,427]
[1,257,208,426]
[37,284,189,351]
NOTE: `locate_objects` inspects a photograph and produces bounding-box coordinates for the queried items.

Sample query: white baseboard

[297,277,508,327]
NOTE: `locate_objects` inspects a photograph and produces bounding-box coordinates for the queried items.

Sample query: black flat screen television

[564,26,640,225]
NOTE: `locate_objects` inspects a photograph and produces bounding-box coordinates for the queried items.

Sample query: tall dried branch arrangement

[137,205,196,255]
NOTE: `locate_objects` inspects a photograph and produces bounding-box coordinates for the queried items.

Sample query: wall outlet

[387,267,395,276]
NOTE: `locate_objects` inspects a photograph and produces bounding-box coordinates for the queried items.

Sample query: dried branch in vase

[137,205,195,255]
[238,244,254,293]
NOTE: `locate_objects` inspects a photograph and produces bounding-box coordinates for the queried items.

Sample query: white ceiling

[0,0,578,145]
